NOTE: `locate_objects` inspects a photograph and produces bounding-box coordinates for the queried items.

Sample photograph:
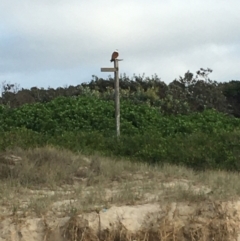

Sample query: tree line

[1,68,240,117]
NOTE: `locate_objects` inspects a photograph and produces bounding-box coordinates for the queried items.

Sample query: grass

[0,146,240,240]
[0,146,240,219]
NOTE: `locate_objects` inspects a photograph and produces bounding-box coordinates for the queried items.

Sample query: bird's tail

[110,59,113,62]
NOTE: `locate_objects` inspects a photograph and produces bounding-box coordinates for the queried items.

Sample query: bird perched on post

[110,49,119,62]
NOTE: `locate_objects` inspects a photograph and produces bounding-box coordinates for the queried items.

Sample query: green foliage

[0,127,45,150]
[221,80,240,117]
[1,95,239,136]
[1,69,240,171]
[1,128,240,172]
[1,94,240,171]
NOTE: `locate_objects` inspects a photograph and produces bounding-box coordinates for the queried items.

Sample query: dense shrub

[1,128,240,171]
[1,69,240,171]
[1,94,240,171]
[1,96,239,135]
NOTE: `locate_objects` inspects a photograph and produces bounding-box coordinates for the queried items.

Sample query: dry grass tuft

[136,203,237,241]
[0,146,84,187]
[61,216,97,241]
[55,200,238,241]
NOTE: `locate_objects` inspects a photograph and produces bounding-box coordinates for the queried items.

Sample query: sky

[0,0,240,90]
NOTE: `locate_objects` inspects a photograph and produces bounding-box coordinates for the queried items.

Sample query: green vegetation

[1,68,240,172]
[1,92,240,171]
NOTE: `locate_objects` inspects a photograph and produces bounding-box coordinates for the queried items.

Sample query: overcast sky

[0,0,240,90]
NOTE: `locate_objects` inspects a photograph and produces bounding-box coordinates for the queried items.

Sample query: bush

[1,93,240,172]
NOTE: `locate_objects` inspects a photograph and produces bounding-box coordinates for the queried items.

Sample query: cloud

[0,0,240,88]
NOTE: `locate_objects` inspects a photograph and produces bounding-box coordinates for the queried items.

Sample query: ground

[0,146,240,241]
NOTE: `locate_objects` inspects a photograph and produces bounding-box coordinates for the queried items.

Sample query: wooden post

[114,60,120,137]
[101,59,123,137]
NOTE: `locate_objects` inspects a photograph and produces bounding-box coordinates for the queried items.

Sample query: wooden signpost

[101,59,122,137]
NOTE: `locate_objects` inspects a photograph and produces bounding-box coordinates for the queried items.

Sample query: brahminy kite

[110,49,119,62]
